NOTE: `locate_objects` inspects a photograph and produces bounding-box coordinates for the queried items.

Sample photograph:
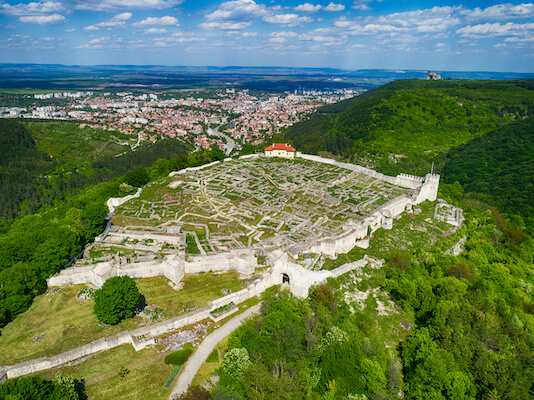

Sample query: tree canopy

[93,276,140,325]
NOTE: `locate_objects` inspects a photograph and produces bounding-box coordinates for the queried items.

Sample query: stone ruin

[48,153,440,298]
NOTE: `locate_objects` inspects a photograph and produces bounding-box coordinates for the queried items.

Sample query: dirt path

[169,304,261,398]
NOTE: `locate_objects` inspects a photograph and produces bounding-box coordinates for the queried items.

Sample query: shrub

[164,348,193,365]
[93,276,140,325]
[176,385,211,400]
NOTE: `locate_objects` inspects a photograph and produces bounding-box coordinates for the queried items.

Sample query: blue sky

[0,0,533,72]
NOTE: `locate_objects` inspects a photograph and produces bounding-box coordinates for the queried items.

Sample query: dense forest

[442,117,534,232]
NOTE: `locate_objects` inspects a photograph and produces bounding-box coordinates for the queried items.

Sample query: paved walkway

[169,303,261,399]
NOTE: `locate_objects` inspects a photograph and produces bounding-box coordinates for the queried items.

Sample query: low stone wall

[106,231,182,246]
[168,154,259,178]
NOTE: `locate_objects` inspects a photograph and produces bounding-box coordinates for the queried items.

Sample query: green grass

[34,344,172,400]
[162,365,181,389]
[0,272,245,365]
[186,233,201,254]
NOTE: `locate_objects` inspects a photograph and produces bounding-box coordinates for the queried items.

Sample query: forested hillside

[0,120,192,230]
[208,203,534,400]
[285,79,534,158]
[0,118,226,329]
[284,78,534,232]
[0,120,54,223]
[443,116,534,231]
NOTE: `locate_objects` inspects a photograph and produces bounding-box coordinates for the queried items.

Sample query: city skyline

[1,0,533,72]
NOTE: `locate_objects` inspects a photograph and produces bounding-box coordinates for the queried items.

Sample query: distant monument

[427,71,442,80]
[264,143,296,159]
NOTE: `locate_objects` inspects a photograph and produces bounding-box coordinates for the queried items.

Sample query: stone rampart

[48,255,185,288]
[308,195,415,258]
[47,249,260,289]
[297,153,431,191]
[415,173,440,203]
[7,254,376,379]
[270,256,371,297]
[185,250,257,276]
[107,187,143,214]
[239,154,260,160]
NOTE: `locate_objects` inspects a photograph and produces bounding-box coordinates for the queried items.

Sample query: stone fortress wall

[3,254,378,380]
[0,153,442,381]
[48,152,439,288]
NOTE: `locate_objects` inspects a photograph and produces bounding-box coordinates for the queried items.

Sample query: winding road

[169,303,261,399]
[208,125,235,155]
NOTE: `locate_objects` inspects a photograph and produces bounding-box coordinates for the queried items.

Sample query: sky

[0,0,533,72]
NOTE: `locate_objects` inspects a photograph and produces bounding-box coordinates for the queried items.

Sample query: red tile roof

[265,143,296,152]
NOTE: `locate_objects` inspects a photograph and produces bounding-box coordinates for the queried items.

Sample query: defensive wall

[48,250,257,289]
[106,187,143,214]
[49,152,439,285]
[3,255,377,379]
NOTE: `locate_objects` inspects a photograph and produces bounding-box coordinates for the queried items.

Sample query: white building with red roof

[264,143,296,159]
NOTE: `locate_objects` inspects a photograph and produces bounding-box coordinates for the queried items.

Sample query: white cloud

[325,3,345,12]
[199,21,251,30]
[19,13,65,24]
[73,0,183,11]
[66,28,76,32]
[269,31,298,38]
[0,1,65,16]
[462,3,534,21]
[154,35,206,45]
[136,16,179,26]
[143,28,167,34]
[294,3,322,12]
[242,32,257,37]
[504,36,534,42]
[352,1,371,11]
[334,6,461,37]
[114,12,133,20]
[83,12,133,31]
[75,35,124,50]
[267,31,298,44]
[300,33,339,42]
[456,22,534,38]
[263,13,313,26]
[205,0,267,22]
[268,37,287,43]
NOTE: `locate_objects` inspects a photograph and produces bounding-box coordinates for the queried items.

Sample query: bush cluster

[164,348,193,365]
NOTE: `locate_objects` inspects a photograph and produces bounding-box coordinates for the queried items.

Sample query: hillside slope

[442,116,534,228]
[285,79,534,157]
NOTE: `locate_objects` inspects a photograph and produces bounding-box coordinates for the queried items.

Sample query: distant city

[1,87,359,152]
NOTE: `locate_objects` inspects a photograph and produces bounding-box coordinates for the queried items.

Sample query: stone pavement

[169,303,261,399]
